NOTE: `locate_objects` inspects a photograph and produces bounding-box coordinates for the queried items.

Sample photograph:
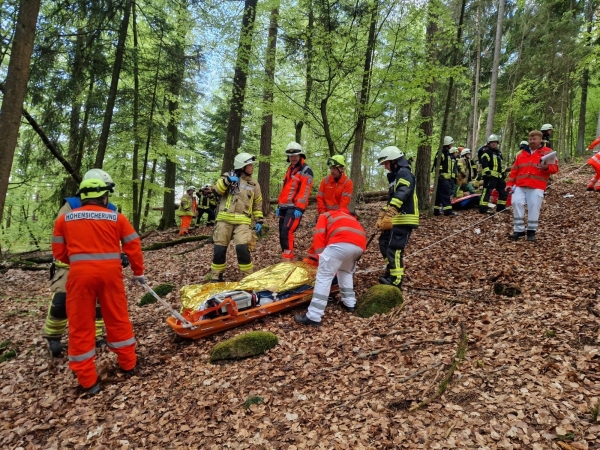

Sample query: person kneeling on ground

[294,209,366,327]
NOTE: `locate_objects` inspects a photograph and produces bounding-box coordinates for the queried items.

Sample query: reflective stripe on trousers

[511,187,544,232]
[306,243,363,323]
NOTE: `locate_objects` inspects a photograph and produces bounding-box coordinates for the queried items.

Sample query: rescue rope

[355,161,589,275]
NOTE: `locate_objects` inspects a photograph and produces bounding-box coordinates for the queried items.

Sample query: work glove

[275,207,280,217]
[255,222,262,233]
[130,275,147,286]
[375,210,386,230]
[120,253,130,268]
[505,186,514,194]
[378,217,393,231]
[227,175,239,184]
[294,209,303,219]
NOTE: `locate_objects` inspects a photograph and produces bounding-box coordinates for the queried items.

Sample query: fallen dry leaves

[0,164,599,449]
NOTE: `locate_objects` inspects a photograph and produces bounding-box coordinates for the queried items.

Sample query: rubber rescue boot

[46,338,64,358]
[444,211,458,217]
[508,231,526,240]
[79,381,101,397]
[294,314,321,327]
[527,230,536,242]
[478,207,489,214]
[379,276,392,285]
[433,210,441,216]
[121,366,137,378]
[95,338,106,349]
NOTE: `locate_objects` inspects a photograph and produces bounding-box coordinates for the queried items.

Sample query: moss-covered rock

[356,284,403,318]
[0,341,16,364]
[138,283,174,306]
[210,331,278,362]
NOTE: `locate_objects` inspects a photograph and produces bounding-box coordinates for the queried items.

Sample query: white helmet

[186,186,196,192]
[443,136,454,146]
[285,141,304,156]
[233,152,256,170]
[487,134,500,144]
[202,184,211,190]
[519,141,529,146]
[377,146,405,165]
[449,147,459,154]
[83,168,114,192]
[541,123,553,131]
[460,148,471,157]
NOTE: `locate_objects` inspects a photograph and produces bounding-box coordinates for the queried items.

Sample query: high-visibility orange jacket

[307,210,366,260]
[278,158,313,212]
[316,173,353,214]
[52,205,145,276]
[506,146,558,191]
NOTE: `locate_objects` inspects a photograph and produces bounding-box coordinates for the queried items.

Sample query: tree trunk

[469,0,482,150]
[349,0,378,211]
[485,0,505,137]
[94,0,132,169]
[141,158,157,233]
[221,0,259,173]
[321,97,337,155]
[258,5,279,216]
[576,0,594,155]
[295,0,314,143]
[0,0,41,225]
[415,7,437,211]
[132,0,141,230]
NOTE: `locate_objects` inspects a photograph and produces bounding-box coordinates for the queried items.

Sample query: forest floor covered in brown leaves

[1,164,600,449]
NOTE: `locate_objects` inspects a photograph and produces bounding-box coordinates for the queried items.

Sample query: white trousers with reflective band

[306,243,364,323]
[512,187,544,232]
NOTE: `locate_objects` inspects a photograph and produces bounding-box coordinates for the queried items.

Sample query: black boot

[508,231,526,240]
[294,314,321,327]
[527,230,536,242]
[444,211,458,217]
[340,303,356,313]
[478,207,489,214]
[46,338,64,357]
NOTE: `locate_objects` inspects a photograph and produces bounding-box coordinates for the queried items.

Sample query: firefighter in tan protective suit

[177,186,197,235]
[210,153,264,281]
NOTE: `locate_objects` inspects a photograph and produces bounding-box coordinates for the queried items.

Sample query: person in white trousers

[505,130,559,242]
[295,210,367,327]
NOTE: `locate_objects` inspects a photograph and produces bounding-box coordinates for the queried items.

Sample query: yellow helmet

[78,179,111,200]
[327,154,346,167]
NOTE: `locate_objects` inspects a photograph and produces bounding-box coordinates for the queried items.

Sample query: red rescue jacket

[316,173,353,214]
[307,210,366,260]
[52,205,145,275]
[506,146,558,191]
[278,159,314,212]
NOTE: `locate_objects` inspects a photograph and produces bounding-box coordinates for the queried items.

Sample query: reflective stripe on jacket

[278,159,314,211]
[432,149,456,180]
[506,146,558,191]
[197,192,217,209]
[176,193,197,217]
[307,210,366,259]
[316,173,353,214]
[52,205,145,275]
[481,150,504,178]
[386,166,419,228]
[214,173,263,225]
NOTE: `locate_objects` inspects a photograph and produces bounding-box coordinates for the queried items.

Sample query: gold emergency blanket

[179,262,318,311]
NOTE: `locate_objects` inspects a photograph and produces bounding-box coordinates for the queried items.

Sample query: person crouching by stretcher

[294,209,367,327]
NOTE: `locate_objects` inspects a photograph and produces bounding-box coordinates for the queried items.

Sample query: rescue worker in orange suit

[376,146,419,288]
[52,178,145,395]
[316,155,353,215]
[43,168,128,357]
[177,186,197,235]
[196,184,217,226]
[210,153,263,281]
[479,134,508,214]
[277,142,314,261]
[585,136,600,191]
[432,136,457,216]
[295,209,366,326]
[506,130,559,242]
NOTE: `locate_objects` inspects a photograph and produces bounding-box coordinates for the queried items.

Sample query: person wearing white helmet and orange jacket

[210,153,263,281]
[277,142,314,261]
[376,146,419,288]
[432,136,457,216]
[177,186,197,235]
[585,136,600,191]
[316,154,353,215]
[42,168,125,358]
[52,178,145,395]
